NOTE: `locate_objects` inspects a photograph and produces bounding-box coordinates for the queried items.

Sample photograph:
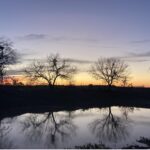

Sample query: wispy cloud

[65,58,93,64]
[6,58,93,76]
[120,51,150,62]
[130,39,150,44]
[48,36,99,42]
[22,57,93,64]
[62,37,99,43]
[122,58,150,62]
[128,51,150,57]
[18,34,48,40]
[18,34,99,43]
[6,69,25,75]
[18,52,35,58]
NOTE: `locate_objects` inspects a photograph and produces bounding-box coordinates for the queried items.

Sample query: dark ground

[1,85,150,119]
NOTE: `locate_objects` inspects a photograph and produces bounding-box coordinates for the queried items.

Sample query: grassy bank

[1,85,150,124]
[1,85,150,110]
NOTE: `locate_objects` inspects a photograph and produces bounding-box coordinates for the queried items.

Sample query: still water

[1,106,150,148]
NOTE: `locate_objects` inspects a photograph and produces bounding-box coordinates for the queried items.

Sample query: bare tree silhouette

[0,38,17,84]
[90,58,130,88]
[24,54,77,86]
[121,76,133,87]
[121,76,129,87]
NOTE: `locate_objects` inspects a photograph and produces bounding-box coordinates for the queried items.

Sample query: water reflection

[89,107,133,143]
[120,107,134,119]
[0,119,13,148]
[20,111,77,148]
[0,106,150,148]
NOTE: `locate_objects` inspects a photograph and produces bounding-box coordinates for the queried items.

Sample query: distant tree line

[0,38,132,88]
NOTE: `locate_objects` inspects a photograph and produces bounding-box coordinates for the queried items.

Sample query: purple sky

[1,0,150,85]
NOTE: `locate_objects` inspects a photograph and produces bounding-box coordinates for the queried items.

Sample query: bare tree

[90,58,129,88]
[0,39,17,84]
[24,54,77,86]
[121,76,128,87]
[9,76,24,86]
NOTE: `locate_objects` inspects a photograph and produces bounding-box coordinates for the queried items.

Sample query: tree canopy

[0,39,17,84]
[90,58,129,87]
[25,54,77,86]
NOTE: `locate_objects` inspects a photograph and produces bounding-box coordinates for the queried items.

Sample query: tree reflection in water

[89,107,134,143]
[119,107,134,120]
[0,118,13,148]
[20,111,77,148]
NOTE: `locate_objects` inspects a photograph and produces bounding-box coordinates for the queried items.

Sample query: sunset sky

[1,0,150,86]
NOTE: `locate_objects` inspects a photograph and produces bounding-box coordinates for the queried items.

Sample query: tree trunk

[52,76,58,86]
[48,81,52,86]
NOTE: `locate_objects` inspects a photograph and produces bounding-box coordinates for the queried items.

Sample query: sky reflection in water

[1,106,150,148]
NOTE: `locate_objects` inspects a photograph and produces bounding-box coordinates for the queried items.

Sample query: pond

[1,106,150,148]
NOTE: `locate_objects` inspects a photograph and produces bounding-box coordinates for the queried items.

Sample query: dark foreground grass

[1,85,150,108]
[1,85,150,119]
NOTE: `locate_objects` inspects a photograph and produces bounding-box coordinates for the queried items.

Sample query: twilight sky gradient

[1,0,150,86]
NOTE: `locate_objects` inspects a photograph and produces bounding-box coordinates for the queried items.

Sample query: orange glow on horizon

[3,73,150,88]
